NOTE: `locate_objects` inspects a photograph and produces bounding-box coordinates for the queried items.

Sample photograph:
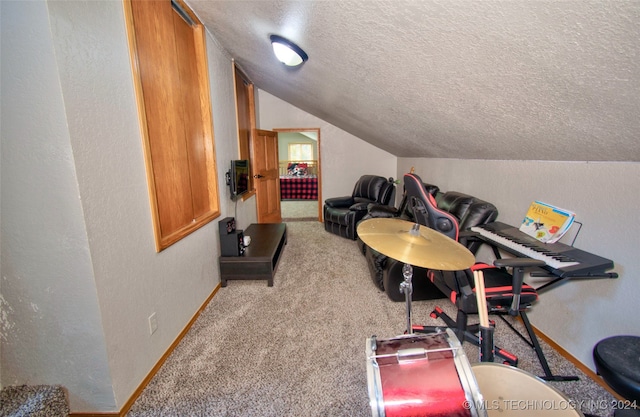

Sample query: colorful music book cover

[519,201,576,243]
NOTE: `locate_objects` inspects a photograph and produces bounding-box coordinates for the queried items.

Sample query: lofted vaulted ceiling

[186,1,640,161]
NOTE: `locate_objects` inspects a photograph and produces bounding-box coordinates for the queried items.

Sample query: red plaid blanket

[280,176,318,200]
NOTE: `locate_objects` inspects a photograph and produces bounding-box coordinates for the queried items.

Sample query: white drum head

[472,363,583,416]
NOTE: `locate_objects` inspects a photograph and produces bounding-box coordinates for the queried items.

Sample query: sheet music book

[519,201,575,243]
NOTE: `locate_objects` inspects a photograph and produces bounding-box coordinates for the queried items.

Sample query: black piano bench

[593,335,640,417]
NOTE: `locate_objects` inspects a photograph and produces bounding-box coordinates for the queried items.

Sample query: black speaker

[219,217,236,234]
[219,217,244,256]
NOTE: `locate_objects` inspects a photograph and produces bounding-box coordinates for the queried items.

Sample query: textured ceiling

[187,1,640,161]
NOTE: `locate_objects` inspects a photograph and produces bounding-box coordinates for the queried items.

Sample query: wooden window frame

[232,63,257,200]
[124,0,220,251]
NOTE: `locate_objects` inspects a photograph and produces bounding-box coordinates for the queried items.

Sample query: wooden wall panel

[126,0,220,251]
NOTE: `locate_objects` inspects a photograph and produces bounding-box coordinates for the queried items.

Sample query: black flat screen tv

[229,160,250,200]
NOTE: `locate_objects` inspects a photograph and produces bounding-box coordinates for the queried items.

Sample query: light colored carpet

[127,221,616,417]
[0,385,69,417]
[280,200,318,221]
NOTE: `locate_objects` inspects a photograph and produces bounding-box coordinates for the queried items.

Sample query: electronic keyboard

[470,221,615,278]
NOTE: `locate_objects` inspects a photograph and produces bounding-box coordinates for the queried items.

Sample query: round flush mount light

[270,34,308,67]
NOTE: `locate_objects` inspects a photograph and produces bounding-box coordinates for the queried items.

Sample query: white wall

[399,158,640,369]
[1,0,255,412]
[1,1,115,410]
[257,91,398,204]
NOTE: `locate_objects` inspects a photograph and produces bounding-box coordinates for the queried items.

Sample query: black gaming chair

[401,172,459,241]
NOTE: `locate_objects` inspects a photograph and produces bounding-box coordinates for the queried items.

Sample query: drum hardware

[473,270,495,362]
[357,218,475,334]
[400,263,414,334]
[418,307,519,367]
[369,340,460,362]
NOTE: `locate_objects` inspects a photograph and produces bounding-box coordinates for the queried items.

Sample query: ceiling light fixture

[270,34,308,67]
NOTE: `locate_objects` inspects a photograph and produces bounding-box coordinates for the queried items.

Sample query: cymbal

[357,218,475,271]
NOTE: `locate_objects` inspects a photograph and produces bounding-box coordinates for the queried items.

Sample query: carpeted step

[0,385,69,417]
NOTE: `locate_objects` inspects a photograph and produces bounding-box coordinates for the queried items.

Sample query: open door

[274,128,322,222]
[252,129,282,223]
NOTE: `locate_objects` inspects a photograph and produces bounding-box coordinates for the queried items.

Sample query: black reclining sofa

[324,175,396,240]
[357,179,499,301]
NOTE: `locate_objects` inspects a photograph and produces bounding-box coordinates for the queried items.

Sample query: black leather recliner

[323,175,395,240]
[357,172,499,301]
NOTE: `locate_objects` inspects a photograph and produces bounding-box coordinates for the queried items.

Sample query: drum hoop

[366,336,385,417]
[470,362,585,417]
[445,328,487,417]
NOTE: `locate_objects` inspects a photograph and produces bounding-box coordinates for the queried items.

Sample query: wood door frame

[273,128,322,222]
[252,129,281,223]
[232,62,257,200]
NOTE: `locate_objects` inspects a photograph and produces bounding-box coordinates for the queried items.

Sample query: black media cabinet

[219,223,287,287]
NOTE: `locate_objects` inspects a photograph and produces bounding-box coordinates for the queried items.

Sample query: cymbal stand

[400,263,414,334]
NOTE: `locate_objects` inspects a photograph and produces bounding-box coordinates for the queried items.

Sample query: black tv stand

[219,223,287,287]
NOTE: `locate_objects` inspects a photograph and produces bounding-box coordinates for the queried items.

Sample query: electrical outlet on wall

[148,312,158,335]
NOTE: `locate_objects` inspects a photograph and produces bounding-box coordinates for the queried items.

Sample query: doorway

[274,128,322,222]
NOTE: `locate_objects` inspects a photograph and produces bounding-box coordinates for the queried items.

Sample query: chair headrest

[402,173,459,241]
[353,175,395,204]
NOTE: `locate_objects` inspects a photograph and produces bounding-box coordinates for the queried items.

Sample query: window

[125,0,220,251]
[288,143,314,161]
[233,64,256,197]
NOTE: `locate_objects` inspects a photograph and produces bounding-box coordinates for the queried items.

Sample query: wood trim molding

[70,284,221,417]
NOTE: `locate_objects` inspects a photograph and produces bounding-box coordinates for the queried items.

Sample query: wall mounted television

[227,160,250,200]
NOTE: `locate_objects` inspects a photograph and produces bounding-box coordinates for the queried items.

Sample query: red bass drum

[366,329,485,417]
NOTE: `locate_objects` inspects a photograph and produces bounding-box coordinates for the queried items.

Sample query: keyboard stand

[530,271,619,293]
[471,221,618,380]
[487,243,579,381]
[499,312,578,381]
